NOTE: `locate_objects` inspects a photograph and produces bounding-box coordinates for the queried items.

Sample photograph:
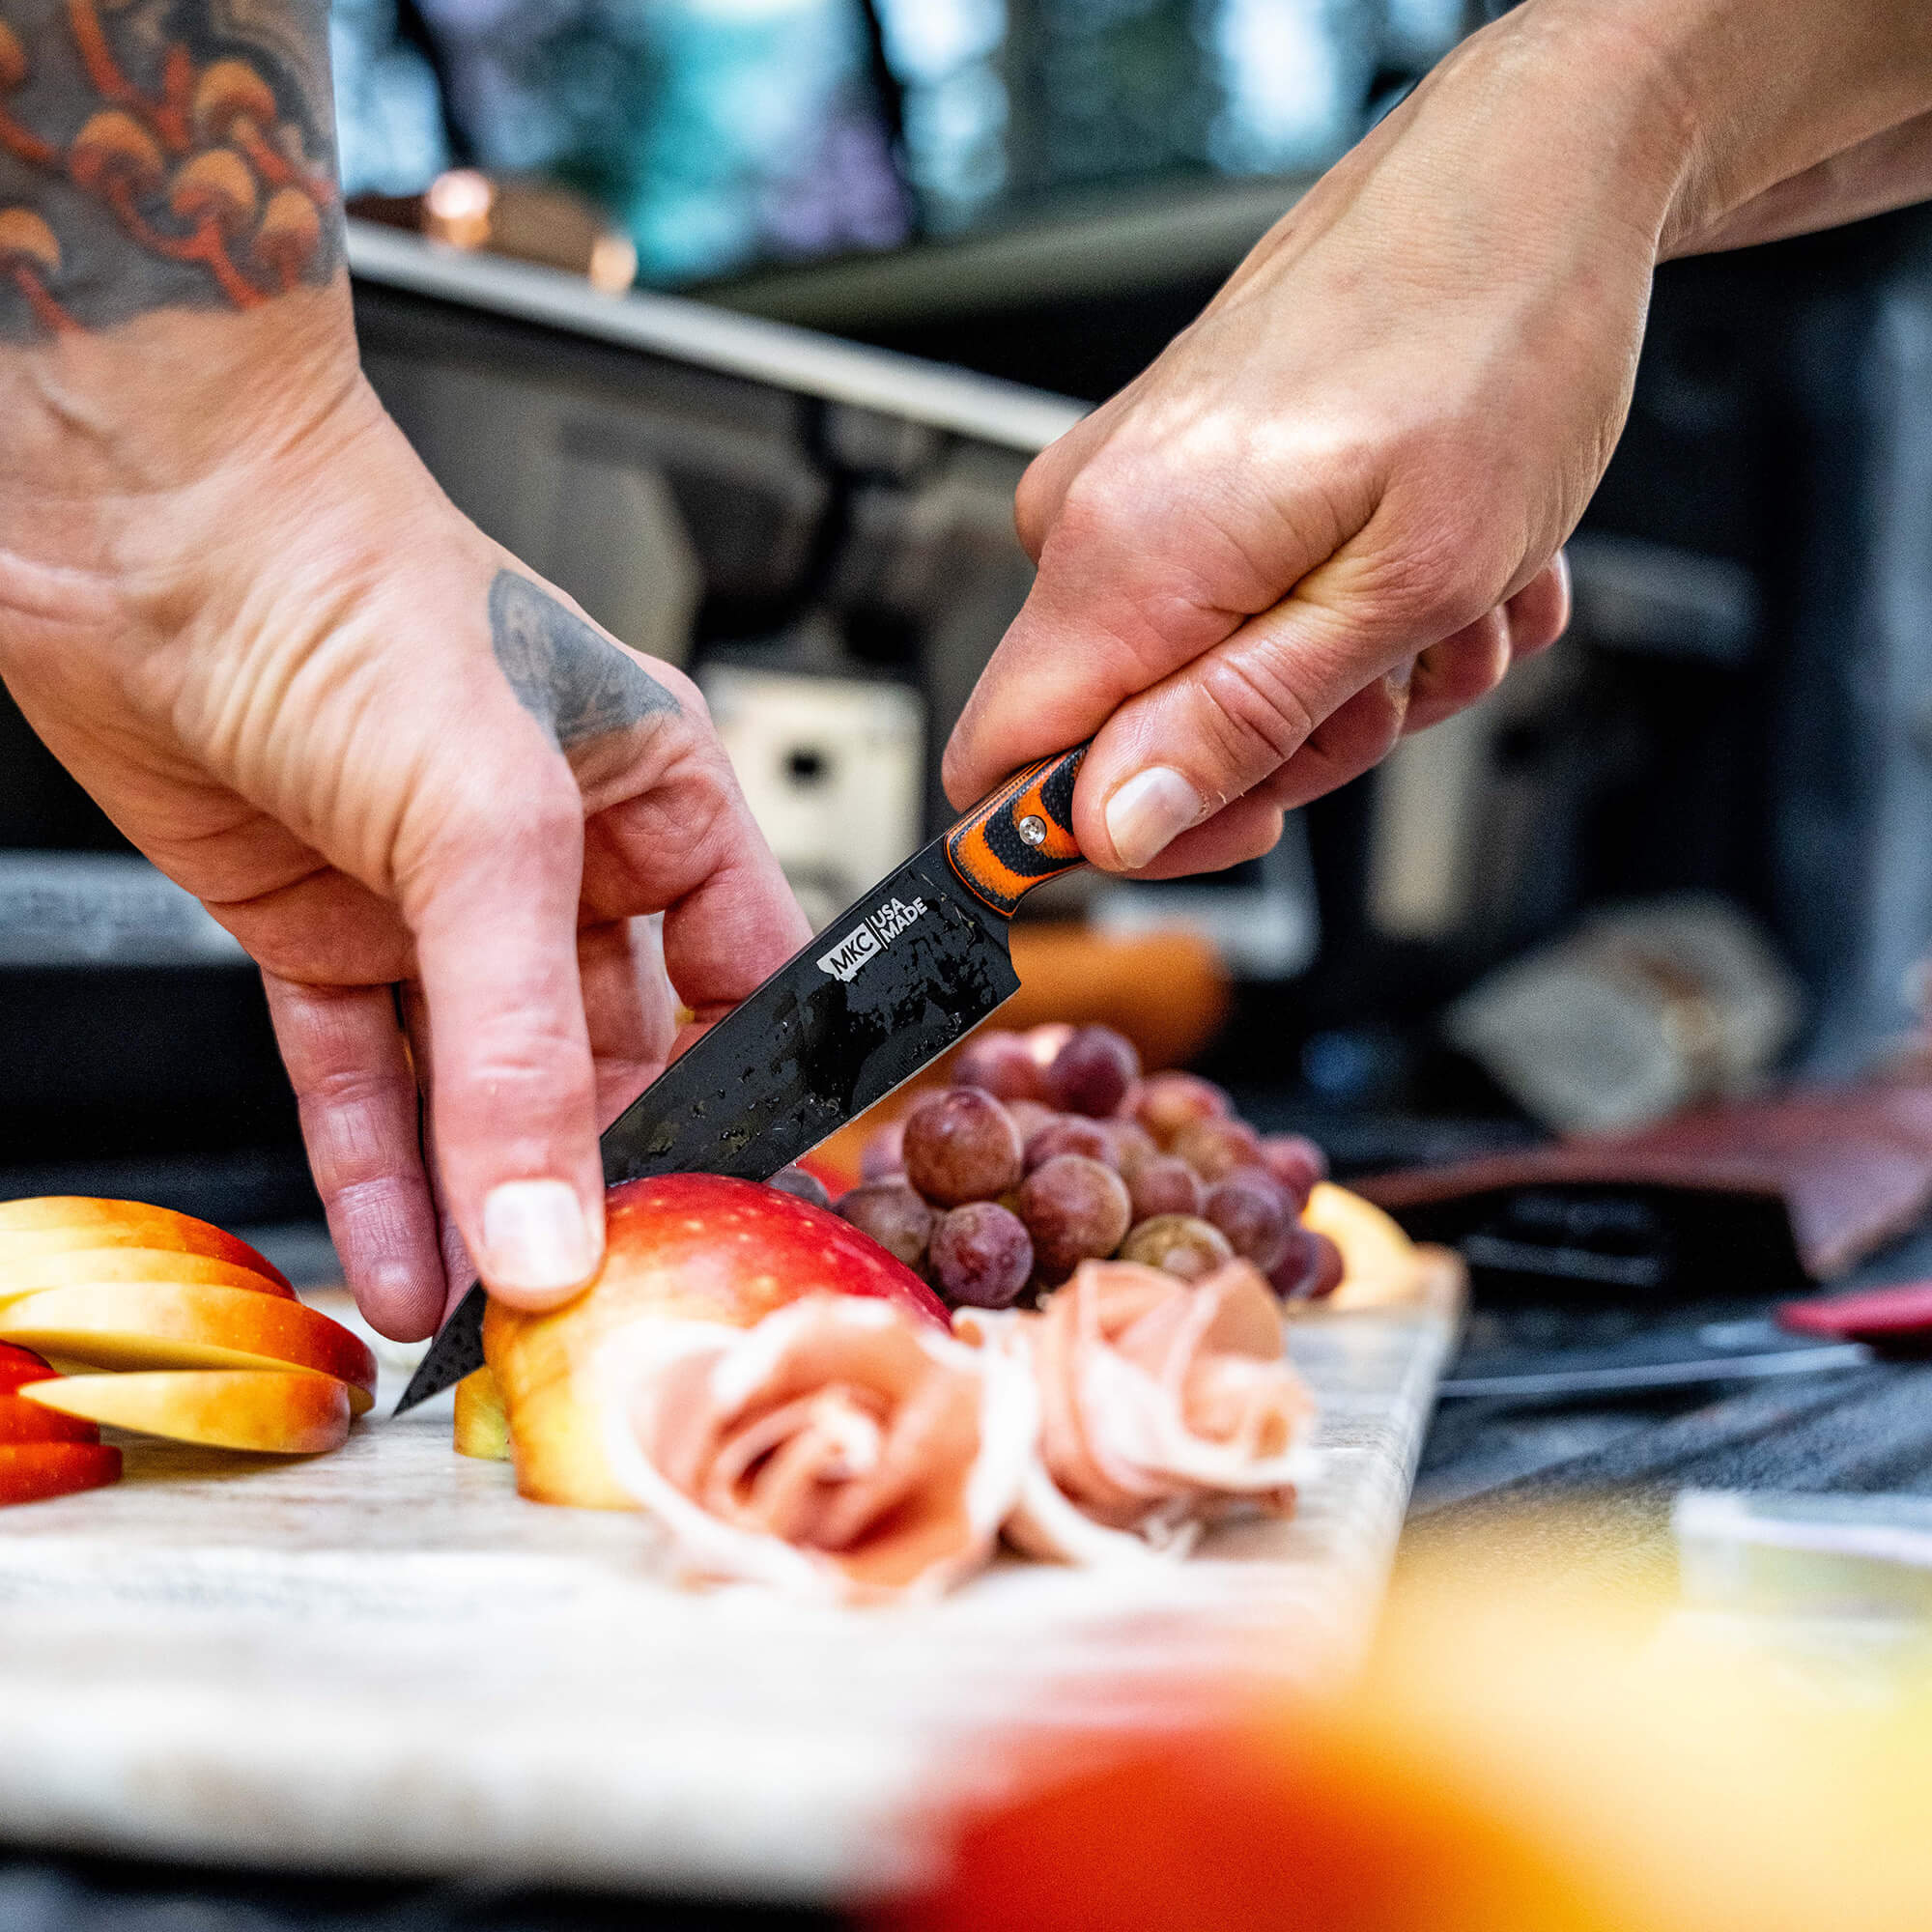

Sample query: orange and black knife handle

[944,744,1089,917]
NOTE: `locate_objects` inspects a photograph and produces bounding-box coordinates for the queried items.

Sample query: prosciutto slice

[595,1294,1036,1603]
[959,1259,1319,1565]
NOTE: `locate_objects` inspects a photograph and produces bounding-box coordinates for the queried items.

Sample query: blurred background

[13,9,1932,1928]
[8,0,1932,1253]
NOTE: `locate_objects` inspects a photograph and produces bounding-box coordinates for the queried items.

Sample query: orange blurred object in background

[879,1524,1932,1932]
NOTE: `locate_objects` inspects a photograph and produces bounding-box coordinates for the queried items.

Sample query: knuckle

[1197,647,1320,779]
[1013,454,1061,549]
[449,1016,593,1114]
[1051,463,1141,554]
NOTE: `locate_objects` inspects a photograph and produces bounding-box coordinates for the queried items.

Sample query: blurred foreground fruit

[882,1546,1932,1932]
[484,1175,947,1509]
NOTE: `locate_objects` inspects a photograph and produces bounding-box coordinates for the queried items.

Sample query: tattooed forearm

[490,572,680,752]
[0,0,339,339]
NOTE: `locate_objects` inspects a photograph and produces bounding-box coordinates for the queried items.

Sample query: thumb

[405,760,605,1312]
[1073,524,1511,870]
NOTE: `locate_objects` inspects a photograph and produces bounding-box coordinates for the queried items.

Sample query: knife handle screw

[1017,814,1048,848]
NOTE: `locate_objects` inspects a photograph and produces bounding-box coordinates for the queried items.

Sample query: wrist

[1433,1,1698,263]
[0,285,362,654]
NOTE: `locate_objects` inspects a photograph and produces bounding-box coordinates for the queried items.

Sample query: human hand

[944,6,1692,875]
[0,312,806,1341]
[0,0,808,1340]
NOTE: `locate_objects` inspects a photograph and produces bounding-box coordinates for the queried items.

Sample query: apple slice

[0,1281,378,1414]
[0,1198,292,1291]
[0,1440,121,1507]
[0,1389,99,1444]
[453,1366,511,1461]
[0,1245,294,1313]
[21,1370,351,1455]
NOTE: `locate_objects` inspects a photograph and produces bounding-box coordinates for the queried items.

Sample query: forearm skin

[0,0,356,671]
[1518,0,1932,259]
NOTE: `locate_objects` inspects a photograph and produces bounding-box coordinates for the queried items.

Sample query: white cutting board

[0,1286,1459,1903]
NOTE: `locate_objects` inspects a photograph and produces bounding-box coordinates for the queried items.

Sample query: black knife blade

[395,744,1088,1412]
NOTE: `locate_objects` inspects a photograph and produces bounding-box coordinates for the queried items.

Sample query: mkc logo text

[815,896,928,984]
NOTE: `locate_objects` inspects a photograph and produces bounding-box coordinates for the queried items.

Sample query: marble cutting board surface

[0,1286,1460,1904]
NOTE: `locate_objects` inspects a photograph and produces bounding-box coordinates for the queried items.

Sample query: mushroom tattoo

[0,206,76,331]
[0,20,58,168]
[0,0,336,333]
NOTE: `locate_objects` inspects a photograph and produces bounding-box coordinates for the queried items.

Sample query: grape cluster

[828,1024,1344,1311]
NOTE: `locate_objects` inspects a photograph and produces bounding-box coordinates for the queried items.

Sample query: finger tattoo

[488,570,679,750]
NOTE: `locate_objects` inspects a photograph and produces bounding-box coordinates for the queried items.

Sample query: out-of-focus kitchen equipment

[1444,895,1802,1135]
[1365,1074,1932,1293]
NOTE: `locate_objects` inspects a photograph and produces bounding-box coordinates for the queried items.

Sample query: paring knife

[395,744,1090,1413]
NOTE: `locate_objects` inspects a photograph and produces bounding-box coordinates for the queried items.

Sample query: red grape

[1259,1133,1328,1211]
[1044,1025,1141,1118]
[1103,1117,1159,1175]
[1119,1213,1235,1281]
[836,1179,935,1271]
[1004,1098,1056,1149]
[1172,1117,1264,1182]
[860,1120,906,1181]
[1127,1153,1204,1223]
[1270,1226,1345,1302]
[952,1029,1049,1103]
[928,1202,1034,1309]
[1203,1174,1293,1272]
[1132,1070,1232,1146]
[768,1165,831,1210]
[1018,1153,1132,1285]
[1023,1115,1117,1174]
[1025,1023,1074,1070]
[902,1087,1023,1207]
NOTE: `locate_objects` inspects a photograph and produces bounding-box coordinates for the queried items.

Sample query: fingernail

[1105,766,1202,870]
[481,1179,601,1296]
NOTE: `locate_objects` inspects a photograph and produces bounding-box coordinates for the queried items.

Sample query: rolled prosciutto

[594,1293,1037,1603]
[960,1259,1319,1565]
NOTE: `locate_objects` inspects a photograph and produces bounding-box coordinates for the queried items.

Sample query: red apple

[0,1389,99,1445]
[21,1370,351,1455]
[0,1280,378,1413]
[0,1440,121,1507]
[0,1198,292,1291]
[485,1173,947,1508]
